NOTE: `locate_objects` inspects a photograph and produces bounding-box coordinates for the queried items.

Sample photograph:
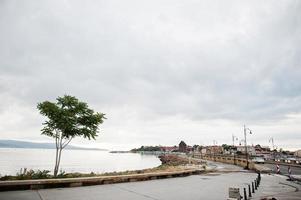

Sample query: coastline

[0,148,161,176]
[0,154,204,181]
[0,154,207,191]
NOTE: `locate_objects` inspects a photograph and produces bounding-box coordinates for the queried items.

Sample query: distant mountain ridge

[0,140,107,151]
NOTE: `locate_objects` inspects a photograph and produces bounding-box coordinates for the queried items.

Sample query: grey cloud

[0,0,301,148]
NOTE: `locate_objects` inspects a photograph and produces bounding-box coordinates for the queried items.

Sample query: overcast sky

[0,0,301,150]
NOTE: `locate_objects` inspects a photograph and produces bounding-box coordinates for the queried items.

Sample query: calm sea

[0,148,161,176]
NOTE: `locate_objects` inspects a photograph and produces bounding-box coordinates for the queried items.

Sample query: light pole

[213,140,217,161]
[232,134,238,146]
[269,137,275,150]
[244,125,252,169]
[269,137,278,161]
[232,134,238,165]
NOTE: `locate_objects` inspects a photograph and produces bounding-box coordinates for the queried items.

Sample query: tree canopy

[37,95,106,176]
[38,95,105,140]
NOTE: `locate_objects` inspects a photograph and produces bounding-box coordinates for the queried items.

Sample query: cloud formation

[0,0,301,150]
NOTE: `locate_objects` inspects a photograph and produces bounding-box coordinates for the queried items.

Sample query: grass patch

[0,165,196,181]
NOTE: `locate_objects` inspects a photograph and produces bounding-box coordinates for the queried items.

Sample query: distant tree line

[131,146,161,152]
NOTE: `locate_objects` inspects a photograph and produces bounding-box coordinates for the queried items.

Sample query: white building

[236,146,256,156]
[294,149,301,158]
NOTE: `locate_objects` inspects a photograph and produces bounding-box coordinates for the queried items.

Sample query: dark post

[248,184,252,197]
[244,125,249,169]
[243,188,247,200]
[252,182,255,193]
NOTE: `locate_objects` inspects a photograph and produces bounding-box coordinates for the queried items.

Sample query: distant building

[179,141,187,153]
[201,148,207,155]
[160,146,178,152]
[255,145,271,159]
[186,146,193,152]
[237,145,256,156]
[223,146,237,155]
[295,150,301,158]
[202,146,223,155]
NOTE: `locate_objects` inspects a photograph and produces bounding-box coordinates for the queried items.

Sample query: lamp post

[269,137,275,161]
[244,125,252,169]
[232,134,238,146]
[213,140,217,161]
[269,137,275,150]
[232,134,238,165]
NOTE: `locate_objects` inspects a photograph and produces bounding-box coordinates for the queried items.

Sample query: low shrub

[0,168,51,181]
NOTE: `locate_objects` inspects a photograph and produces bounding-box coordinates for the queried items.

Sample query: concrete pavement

[1,174,299,200]
[2,172,300,200]
[251,173,301,200]
[205,160,245,172]
[0,172,258,200]
[1,161,300,200]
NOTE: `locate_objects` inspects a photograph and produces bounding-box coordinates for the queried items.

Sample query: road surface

[0,172,259,200]
[263,163,301,175]
[2,160,301,200]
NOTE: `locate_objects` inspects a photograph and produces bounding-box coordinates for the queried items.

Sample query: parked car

[252,157,265,164]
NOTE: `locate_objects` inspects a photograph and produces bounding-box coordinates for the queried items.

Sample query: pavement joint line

[112,185,160,200]
[36,190,45,200]
[279,182,299,192]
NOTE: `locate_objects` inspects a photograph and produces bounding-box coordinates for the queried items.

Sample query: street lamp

[232,134,238,146]
[213,140,217,161]
[231,134,238,165]
[244,125,252,169]
[269,137,275,161]
[269,137,275,150]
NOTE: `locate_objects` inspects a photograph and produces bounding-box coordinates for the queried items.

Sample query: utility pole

[269,137,275,150]
[269,137,276,161]
[244,125,252,169]
[232,134,238,165]
[232,134,238,146]
[213,140,217,161]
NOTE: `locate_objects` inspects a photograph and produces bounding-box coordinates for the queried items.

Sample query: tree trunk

[53,132,62,177]
[56,148,63,176]
[54,146,59,177]
[53,134,72,177]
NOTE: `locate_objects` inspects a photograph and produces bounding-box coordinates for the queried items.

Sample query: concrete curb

[253,164,272,173]
[0,169,204,192]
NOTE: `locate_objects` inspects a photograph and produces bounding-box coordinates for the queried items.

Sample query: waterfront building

[179,141,187,153]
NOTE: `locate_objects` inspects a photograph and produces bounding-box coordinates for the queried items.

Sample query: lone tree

[37,95,105,176]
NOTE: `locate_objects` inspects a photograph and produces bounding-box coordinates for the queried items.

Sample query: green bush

[0,169,52,181]
[16,169,51,180]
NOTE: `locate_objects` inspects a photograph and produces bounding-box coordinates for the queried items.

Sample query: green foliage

[56,170,67,178]
[0,169,51,181]
[222,144,231,151]
[1,164,200,181]
[131,146,161,152]
[37,95,106,176]
[37,95,106,140]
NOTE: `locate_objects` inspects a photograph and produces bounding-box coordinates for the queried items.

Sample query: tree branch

[57,131,63,150]
[62,137,73,149]
[55,130,59,149]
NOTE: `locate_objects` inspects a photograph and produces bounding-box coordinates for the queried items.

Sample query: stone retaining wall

[0,169,203,192]
[193,154,255,170]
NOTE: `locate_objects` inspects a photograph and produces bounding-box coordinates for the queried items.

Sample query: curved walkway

[1,161,300,200]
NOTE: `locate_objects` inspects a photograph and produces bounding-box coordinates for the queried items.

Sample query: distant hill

[0,140,107,151]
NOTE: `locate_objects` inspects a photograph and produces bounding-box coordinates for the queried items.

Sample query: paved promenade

[251,174,301,200]
[1,172,300,200]
[1,161,300,200]
[0,172,256,200]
